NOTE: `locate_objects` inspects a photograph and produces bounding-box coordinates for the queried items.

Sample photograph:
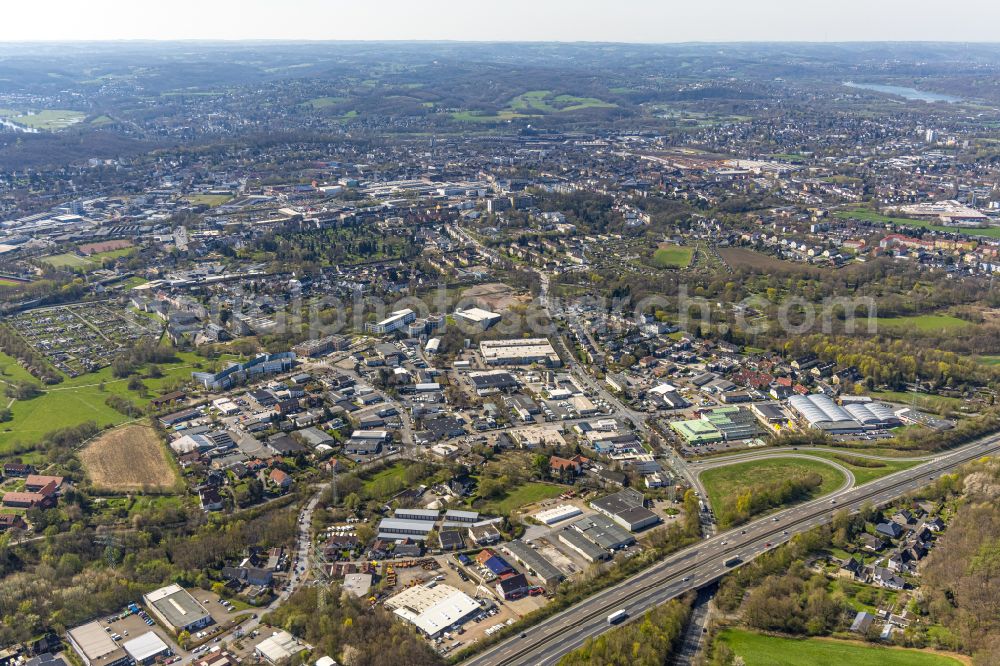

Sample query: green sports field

[718,629,964,666]
[651,246,694,269]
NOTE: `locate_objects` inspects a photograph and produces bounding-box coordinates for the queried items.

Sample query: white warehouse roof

[788,394,852,424]
[123,632,169,663]
[385,584,480,637]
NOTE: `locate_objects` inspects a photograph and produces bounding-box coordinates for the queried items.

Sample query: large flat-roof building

[123,632,171,665]
[366,309,416,335]
[254,630,307,665]
[480,338,561,367]
[454,307,502,331]
[670,418,724,446]
[787,394,893,433]
[589,489,660,532]
[66,622,131,666]
[558,525,610,562]
[143,584,214,633]
[192,352,295,391]
[502,540,564,587]
[378,518,436,540]
[569,514,636,551]
[385,584,481,638]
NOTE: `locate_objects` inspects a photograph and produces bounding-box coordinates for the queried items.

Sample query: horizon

[4,0,1000,43]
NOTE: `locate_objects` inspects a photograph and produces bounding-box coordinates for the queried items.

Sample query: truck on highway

[607,609,628,624]
[724,556,742,567]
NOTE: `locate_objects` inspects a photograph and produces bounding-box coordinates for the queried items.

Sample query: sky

[4,0,1000,43]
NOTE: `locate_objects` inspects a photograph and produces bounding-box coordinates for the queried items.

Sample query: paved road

[461,432,1000,666]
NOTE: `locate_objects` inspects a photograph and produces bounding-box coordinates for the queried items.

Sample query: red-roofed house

[269,469,292,490]
[549,455,587,475]
[25,475,64,493]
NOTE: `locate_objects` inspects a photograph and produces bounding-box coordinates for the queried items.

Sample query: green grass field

[362,463,407,489]
[0,351,203,453]
[453,90,616,122]
[451,109,530,122]
[718,629,963,666]
[482,482,565,515]
[650,246,694,269]
[122,276,149,290]
[976,355,1000,366]
[0,108,85,131]
[40,248,135,271]
[186,194,232,207]
[874,314,972,333]
[701,458,846,517]
[0,351,38,386]
[807,451,918,485]
[304,96,346,109]
[834,207,1000,239]
[870,390,967,415]
[0,278,25,287]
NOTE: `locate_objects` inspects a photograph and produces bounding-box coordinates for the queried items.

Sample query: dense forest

[921,459,1000,664]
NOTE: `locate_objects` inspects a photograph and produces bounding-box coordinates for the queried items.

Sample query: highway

[461,432,1000,666]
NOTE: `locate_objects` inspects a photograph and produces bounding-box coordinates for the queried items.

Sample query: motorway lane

[696,445,939,464]
[463,433,1000,666]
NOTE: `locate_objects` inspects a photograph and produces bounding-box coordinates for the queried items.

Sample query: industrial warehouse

[479,338,562,366]
[788,394,902,433]
[142,584,214,633]
[385,584,482,638]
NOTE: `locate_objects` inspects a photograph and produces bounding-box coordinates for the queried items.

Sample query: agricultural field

[716,629,965,666]
[873,314,972,333]
[79,423,180,492]
[700,457,846,517]
[718,246,815,272]
[650,245,694,269]
[0,108,85,130]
